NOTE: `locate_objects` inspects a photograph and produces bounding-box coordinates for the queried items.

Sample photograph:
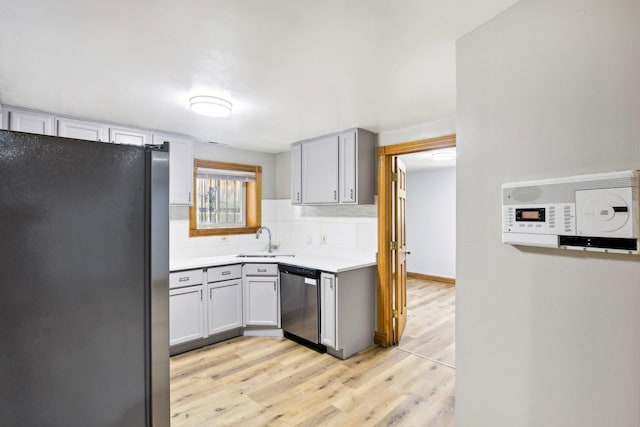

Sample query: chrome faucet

[256,226,278,253]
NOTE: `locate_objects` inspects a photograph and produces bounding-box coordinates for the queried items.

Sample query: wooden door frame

[375,133,456,347]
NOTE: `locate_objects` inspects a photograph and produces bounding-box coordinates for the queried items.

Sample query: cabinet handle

[334,190,337,200]
[178,277,189,282]
[350,189,353,199]
[189,192,192,203]
[200,290,203,301]
[297,192,300,201]
[258,268,267,273]
[274,282,276,292]
[222,271,231,276]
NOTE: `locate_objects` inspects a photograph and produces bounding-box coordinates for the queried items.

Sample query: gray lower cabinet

[170,265,243,354]
[169,286,205,345]
[169,262,375,358]
[169,268,206,346]
[206,265,243,334]
[243,264,280,327]
[320,266,377,359]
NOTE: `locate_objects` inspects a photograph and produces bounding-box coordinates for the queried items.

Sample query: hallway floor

[398,278,456,368]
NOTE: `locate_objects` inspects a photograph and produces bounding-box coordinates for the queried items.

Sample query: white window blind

[195,166,253,228]
[196,168,256,182]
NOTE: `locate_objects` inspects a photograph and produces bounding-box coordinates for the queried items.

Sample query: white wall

[406,167,455,278]
[170,141,278,260]
[274,200,377,255]
[456,1,640,426]
[172,138,380,261]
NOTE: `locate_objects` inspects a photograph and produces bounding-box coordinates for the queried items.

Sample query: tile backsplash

[170,199,378,260]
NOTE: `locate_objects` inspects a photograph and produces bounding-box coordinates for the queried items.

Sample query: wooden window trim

[189,159,262,237]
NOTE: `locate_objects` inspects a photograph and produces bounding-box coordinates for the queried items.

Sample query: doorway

[374,134,456,347]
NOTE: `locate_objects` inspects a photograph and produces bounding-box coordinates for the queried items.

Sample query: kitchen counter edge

[170,254,377,274]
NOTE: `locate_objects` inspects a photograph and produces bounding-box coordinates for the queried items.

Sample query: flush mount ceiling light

[431,151,456,161]
[189,96,232,117]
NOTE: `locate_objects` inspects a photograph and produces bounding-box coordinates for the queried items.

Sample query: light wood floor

[170,279,456,426]
[398,278,456,367]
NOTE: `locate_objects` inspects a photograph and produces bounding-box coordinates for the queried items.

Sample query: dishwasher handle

[278,264,320,279]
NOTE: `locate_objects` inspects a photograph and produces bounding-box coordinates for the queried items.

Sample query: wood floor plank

[398,278,456,366]
[170,277,456,426]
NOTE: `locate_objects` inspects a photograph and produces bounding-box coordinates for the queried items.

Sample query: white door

[291,143,302,204]
[6,109,54,135]
[339,130,357,203]
[301,135,339,204]
[169,286,205,345]
[57,118,108,142]
[244,277,279,327]
[393,157,408,344]
[207,280,243,335]
[320,272,337,349]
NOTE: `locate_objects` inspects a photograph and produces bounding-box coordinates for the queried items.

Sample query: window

[189,160,262,236]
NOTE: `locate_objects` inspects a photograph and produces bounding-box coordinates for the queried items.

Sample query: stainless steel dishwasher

[279,264,327,352]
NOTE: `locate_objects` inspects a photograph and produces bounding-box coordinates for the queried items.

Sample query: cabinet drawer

[170,269,204,289]
[243,263,278,276]
[207,264,242,283]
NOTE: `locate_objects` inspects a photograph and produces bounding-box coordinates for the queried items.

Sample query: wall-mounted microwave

[502,170,639,254]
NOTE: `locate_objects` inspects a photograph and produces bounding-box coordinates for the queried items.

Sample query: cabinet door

[291,143,302,204]
[320,273,337,349]
[57,118,109,142]
[207,279,243,335]
[6,109,54,135]
[301,135,339,204]
[153,134,193,206]
[109,126,148,146]
[339,130,357,203]
[244,277,279,327]
[169,286,205,345]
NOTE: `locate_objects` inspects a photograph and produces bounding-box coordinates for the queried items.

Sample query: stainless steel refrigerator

[0,130,170,426]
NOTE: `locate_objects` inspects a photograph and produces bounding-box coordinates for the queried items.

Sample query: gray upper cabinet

[4,108,54,135]
[340,128,376,205]
[57,117,109,142]
[338,130,357,203]
[302,135,339,204]
[291,143,302,205]
[109,126,149,146]
[292,128,376,205]
[153,133,193,206]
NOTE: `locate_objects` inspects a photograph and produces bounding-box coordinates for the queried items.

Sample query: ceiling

[0,0,518,153]
[400,147,456,172]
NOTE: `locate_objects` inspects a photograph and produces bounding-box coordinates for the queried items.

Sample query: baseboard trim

[374,331,390,347]
[407,272,456,286]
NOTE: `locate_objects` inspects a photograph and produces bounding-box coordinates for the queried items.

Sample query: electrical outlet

[320,234,327,245]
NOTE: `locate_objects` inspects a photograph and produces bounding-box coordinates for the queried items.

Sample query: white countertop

[170,251,377,274]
